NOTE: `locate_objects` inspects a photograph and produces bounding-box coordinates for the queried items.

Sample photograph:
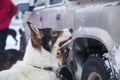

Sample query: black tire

[81,55,116,80]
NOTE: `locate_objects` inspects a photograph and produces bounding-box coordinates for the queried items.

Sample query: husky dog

[0,22,73,80]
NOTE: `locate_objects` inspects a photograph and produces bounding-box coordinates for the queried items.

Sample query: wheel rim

[88,72,102,80]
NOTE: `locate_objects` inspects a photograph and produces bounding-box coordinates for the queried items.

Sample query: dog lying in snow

[0,22,73,80]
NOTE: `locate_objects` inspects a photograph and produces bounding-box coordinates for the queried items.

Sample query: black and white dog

[0,22,73,80]
[7,29,18,45]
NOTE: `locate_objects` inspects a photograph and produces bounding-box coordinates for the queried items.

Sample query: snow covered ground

[112,46,120,73]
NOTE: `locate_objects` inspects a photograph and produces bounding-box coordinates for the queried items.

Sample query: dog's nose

[69,28,73,33]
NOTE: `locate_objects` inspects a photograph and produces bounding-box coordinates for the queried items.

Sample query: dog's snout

[69,28,73,33]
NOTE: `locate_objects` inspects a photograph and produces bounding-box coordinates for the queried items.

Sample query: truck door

[35,0,65,29]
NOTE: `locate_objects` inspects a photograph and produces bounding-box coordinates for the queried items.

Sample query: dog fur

[57,46,73,80]
[7,28,18,45]
[57,45,70,65]
[0,22,72,80]
[0,49,23,71]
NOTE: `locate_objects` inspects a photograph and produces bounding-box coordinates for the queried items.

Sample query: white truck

[18,0,120,80]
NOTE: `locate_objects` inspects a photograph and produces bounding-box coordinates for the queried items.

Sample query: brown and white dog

[0,22,73,80]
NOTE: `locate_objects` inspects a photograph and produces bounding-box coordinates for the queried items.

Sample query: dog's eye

[52,31,57,36]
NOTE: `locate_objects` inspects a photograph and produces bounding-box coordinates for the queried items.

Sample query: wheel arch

[72,27,116,67]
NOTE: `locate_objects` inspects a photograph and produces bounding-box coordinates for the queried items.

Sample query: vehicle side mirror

[16,3,34,19]
[17,3,34,11]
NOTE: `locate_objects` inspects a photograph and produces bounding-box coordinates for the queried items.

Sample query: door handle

[56,14,61,20]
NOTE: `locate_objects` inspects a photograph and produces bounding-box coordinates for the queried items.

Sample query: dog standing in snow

[0,22,73,80]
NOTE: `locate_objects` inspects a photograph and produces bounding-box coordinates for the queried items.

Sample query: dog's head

[27,22,73,54]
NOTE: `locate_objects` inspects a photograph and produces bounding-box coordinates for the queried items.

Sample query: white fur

[0,40,59,80]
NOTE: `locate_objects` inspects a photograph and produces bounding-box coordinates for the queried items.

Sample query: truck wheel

[81,55,116,80]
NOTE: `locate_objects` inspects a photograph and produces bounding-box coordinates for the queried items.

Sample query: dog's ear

[27,22,39,34]
[27,22,43,37]
[27,22,43,51]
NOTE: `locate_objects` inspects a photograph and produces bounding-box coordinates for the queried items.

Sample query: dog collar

[33,65,68,80]
[33,65,53,71]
